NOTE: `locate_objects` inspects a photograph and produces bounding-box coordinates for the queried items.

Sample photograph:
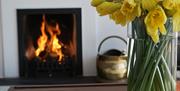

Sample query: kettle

[96,35,127,82]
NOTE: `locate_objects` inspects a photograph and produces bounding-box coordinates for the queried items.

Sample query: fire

[35,15,64,63]
[35,15,48,57]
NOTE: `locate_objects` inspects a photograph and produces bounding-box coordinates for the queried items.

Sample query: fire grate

[26,56,75,78]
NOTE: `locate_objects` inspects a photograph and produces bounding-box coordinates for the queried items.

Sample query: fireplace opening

[17,9,82,78]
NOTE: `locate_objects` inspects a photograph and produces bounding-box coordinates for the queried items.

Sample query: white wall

[0,86,10,91]
[0,0,4,78]
[0,0,127,78]
[96,15,127,54]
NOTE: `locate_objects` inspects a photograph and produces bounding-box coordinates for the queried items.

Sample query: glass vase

[127,17,177,91]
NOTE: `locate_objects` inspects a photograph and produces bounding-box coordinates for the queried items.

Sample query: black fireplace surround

[17,8,82,78]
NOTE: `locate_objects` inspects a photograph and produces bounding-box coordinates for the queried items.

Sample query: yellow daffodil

[171,2,180,32]
[141,0,159,11]
[109,0,141,26]
[163,0,175,10]
[144,6,167,43]
[174,0,180,4]
[173,11,180,31]
[96,2,121,16]
[165,1,180,16]
[91,0,105,7]
[120,0,141,23]
[132,3,141,17]
[174,2,180,12]
[91,0,180,43]
[120,0,136,15]
[110,9,127,26]
[113,0,124,3]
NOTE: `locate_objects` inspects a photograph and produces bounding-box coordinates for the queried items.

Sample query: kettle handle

[98,35,127,53]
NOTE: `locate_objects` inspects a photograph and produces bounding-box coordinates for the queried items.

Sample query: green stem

[161,55,176,91]
[157,67,166,91]
[140,39,169,91]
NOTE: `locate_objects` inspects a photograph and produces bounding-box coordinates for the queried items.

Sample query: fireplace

[17,8,82,78]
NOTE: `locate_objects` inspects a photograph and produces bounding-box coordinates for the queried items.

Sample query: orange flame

[35,15,48,57]
[35,15,64,63]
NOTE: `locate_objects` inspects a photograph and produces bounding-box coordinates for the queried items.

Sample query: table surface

[178,81,180,91]
[0,79,180,91]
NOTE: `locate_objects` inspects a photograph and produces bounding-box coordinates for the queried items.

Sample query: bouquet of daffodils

[91,0,180,43]
[91,0,180,91]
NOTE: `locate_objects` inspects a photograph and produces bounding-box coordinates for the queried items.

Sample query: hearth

[17,8,82,78]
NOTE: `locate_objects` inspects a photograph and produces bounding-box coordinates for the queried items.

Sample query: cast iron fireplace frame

[17,8,82,78]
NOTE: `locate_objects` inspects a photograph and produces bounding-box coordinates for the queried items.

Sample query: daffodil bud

[163,0,175,10]
[96,2,121,16]
[91,0,105,7]
[141,0,158,11]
